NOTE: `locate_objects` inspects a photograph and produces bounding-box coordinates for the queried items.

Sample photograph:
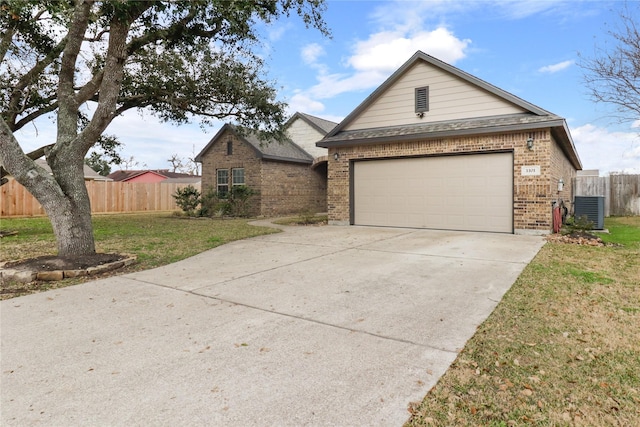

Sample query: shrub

[199,187,226,217]
[172,185,201,216]
[198,185,258,218]
[562,215,594,235]
[227,185,258,217]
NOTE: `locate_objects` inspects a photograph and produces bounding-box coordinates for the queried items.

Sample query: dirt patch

[4,253,127,272]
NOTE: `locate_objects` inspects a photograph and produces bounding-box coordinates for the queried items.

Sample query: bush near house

[174,185,258,218]
[172,185,201,216]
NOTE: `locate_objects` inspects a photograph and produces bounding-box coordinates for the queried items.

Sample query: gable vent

[415,86,429,113]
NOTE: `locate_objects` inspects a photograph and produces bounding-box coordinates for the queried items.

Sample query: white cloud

[301,43,325,66]
[571,123,640,174]
[348,27,470,73]
[538,60,573,74]
[287,93,325,115]
[296,26,471,103]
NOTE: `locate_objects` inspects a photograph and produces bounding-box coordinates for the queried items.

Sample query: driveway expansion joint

[123,276,459,354]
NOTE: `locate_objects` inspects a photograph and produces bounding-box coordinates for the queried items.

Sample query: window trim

[216,168,229,195]
[231,167,245,187]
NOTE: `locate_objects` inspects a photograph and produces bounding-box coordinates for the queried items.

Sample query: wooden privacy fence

[574,174,640,216]
[1,180,201,217]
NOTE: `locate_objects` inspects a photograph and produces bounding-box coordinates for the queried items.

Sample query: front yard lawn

[0,213,278,299]
[406,216,640,426]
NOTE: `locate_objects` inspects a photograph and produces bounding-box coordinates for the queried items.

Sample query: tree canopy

[0,0,328,256]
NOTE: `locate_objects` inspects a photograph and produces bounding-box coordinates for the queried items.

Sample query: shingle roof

[36,159,112,181]
[242,129,313,163]
[318,113,565,146]
[288,112,338,134]
[194,124,313,164]
[106,169,200,181]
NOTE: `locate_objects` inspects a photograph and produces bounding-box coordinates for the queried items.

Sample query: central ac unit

[574,196,605,230]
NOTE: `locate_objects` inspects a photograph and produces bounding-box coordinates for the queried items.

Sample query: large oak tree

[0,0,327,257]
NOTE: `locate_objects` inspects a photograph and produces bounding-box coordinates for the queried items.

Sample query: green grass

[406,216,640,426]
[1,213,279,297]
[598,216,640,247]
[273,213,328,226]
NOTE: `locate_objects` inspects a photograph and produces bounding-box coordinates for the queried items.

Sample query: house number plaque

[521,165,541,176]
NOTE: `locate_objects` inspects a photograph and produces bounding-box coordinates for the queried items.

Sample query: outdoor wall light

[558,178,564,192]
[334,152,340,161]
[526,137,534,150]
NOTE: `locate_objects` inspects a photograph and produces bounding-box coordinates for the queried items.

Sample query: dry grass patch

[1,213,279,299]
[406,217,640,426]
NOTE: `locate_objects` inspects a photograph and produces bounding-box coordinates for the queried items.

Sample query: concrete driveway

[1,223,545,426]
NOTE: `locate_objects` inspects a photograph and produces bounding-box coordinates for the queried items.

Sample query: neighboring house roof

[164,177,202,184]
[318,50,581,170]
[35,159,112,181]
[195,124,313,164]
[107,170,167,182]
[285,112,338,135]
[107,169,200,182]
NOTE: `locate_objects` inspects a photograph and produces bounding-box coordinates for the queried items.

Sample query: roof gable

[285,112,338,135]
[284,112,337,159]
[319,51,581,170]
[328,51,551,137]
[195,124,312,164]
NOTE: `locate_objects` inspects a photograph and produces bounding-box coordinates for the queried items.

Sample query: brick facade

[261,161,326,216]
[199,129,327,217]
[327,129,575,233]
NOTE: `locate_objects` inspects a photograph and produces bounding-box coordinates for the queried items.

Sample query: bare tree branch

[580,4,640,123]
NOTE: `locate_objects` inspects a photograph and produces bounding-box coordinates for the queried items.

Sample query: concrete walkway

[1,223,545,426]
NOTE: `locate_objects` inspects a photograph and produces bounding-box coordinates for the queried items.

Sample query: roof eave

[552,121,583,170]
[318,120,567,148]
[262,154,313,164]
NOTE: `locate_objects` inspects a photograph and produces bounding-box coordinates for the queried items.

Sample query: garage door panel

[353,153,513,233]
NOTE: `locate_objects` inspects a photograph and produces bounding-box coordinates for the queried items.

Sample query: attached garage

[353,152,513,232]
[318,51,582,234]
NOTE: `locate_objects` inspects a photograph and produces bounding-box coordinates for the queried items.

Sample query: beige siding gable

[344,61,527,131]
[286,118,328,158]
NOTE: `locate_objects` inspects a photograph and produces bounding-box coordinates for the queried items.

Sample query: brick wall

[327,129,573,232]
[198,129,263,216]
[199,128,327,217]
[260,161,326,216]
[550,135,577,215]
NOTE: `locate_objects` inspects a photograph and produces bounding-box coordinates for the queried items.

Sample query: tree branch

[55,0,92,144]
[12,101,59,132]
[75,70,105,105]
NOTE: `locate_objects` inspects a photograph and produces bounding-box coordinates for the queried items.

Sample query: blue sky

[15,0,640,174]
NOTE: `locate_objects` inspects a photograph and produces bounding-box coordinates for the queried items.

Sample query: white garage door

[353,152,513,233]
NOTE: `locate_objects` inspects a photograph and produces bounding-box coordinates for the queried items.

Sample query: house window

[232,168,245,187]
[227,140,233,155]
[415,86,429,113]
[217,169,229,195]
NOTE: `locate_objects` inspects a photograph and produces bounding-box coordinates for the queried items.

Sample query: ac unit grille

[574,196,605,229]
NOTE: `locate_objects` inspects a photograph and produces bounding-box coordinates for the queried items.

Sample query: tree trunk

[0,119,96,257]
[43,189,96,257]
[46,155,96,257]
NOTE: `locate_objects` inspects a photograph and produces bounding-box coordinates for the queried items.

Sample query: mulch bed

[545,231,605,246]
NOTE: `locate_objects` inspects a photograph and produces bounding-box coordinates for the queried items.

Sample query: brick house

[317,51,582,234]
[196,112,336,217]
